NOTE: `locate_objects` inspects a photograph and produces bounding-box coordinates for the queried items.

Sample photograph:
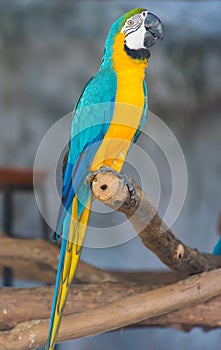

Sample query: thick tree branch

[91,171,221,274]
[0,236,187,284]
[0,268,221,350]
[1,278,221,332]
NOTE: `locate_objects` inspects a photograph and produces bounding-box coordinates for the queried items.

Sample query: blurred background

[0,0,221,349]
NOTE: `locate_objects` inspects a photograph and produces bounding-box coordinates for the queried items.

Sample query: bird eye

[127,19,134,26]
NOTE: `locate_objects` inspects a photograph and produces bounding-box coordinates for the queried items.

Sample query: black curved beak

[144,12,164,48]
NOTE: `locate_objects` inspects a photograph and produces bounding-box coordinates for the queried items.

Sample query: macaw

[46,8,163,350]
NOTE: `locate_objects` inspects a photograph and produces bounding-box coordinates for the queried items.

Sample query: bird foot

[86,166,136,207]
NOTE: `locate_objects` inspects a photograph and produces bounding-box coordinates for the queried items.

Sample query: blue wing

[55,67,117,235]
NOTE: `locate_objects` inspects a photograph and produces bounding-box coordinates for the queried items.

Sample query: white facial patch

[121,11,148,50]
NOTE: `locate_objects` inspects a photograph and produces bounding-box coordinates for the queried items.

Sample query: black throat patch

[124,44,150,60]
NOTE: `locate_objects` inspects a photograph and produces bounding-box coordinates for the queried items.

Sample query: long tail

[46,195,92,350]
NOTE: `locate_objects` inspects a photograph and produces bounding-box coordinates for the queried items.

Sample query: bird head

[101,8,163,67]
[121,9,163,55]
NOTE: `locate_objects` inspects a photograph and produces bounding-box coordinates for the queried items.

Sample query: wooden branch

[92,171,221,274]
[0,283,163,330]
[0,268,221,350]
[1,278,221,332]
[0,237,187,285]
[0,237,58,284]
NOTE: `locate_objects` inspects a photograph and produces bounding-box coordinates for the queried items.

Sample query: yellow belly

[91,32,147,172]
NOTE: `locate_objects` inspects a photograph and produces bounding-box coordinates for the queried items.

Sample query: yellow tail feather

[48,195,92,349]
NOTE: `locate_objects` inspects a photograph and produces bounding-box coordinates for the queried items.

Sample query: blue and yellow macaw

[46,8,163,349]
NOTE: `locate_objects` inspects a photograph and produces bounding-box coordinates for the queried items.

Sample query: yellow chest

[113,32,147,106]
[91,33,148,171]
[115,70,145,106]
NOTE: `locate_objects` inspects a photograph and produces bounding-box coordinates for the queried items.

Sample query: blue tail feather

[47,236,68,348]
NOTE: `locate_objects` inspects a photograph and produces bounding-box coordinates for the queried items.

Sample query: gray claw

[120,173,137,207]
[85,171,98,186]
